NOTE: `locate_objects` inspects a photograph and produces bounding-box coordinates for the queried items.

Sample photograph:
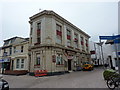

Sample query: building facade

[1,37,29,74]
[29,10,91,74]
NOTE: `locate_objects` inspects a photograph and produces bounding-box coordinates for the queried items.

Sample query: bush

[103,69,116,80]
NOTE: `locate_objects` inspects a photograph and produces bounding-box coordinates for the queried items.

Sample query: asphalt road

[3,68,108,88]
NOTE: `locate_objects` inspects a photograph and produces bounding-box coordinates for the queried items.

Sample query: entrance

[68,59,72,70]
[4,62,10,70]
[11,60,14,70]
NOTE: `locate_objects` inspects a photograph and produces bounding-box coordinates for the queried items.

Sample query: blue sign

[0,59,4,62]
[99,36,115,40]
[99,35,120,40]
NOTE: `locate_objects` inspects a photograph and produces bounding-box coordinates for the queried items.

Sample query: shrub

[103,69,116,80]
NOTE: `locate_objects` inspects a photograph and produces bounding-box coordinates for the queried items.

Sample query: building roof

[29,10,90,38]
[4,36,24,42]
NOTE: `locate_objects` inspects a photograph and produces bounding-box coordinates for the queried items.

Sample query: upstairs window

[56,24,62,44]
[74,33,78,48]
[67,29,71,46]
[37,22,41,30]
[4,41,9,45]
[21,46,23,52]
[81,36,84,45]
[36,22,41,44]
[10,38,16,44]
[67,29,71,40]
[9,47,12,55]
[14,46,16,53]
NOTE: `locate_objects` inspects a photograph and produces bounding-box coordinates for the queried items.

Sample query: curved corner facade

[29,10,91,73]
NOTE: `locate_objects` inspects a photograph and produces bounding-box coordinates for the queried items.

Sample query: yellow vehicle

[82,64,94,71]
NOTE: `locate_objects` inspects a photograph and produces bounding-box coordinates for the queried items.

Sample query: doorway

[11,60,14,70]
[68,59,72,70]
[4,62,10,70]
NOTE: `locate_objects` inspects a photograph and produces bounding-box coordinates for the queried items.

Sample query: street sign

[99,36,115,40]
[99,35,120,40]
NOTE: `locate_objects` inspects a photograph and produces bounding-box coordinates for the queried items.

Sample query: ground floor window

[35,54,40,65]
[56,54,63,65]
[21,59,24,68]
[16,59,20,69]
[16,58,25,69]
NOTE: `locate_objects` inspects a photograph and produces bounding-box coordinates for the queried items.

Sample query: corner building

[29,10,91,74]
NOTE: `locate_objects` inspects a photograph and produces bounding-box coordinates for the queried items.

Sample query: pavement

[3,68,109,88]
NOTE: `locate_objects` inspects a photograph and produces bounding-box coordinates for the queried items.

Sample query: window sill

[34,65,40,68]
[34,43,40,45]
[67,46,73,49]
[56,64,64,66]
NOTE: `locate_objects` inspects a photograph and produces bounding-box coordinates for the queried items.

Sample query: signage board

[99,36,115,40]
[99,35,120,40]
[0,59,4,62]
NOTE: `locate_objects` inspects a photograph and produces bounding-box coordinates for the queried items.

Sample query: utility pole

[99,40,104,65]
[94,43,97,65]
[114,36,120,74]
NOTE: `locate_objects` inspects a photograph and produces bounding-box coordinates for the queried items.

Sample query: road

[3,68,108,88]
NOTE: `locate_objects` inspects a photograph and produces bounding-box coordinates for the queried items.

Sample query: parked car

[0,75,9,90]
[82,64,94,71]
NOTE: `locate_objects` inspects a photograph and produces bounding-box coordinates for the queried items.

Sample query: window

[36,22,41,44]
[3,49,7,56]
[21,59,24,68]
[14,46,16,53]
[37,22,41,30]
[36,54,40,65]
[37,37,41,43]
[9,47,12,55]
[81,36,84,50]
[16,59,20,68]
[4,41,9,45]
[56,24,62,44]
[74,33,78,48]
[85,39,89,51]
[56,54,63,65]
[67,29,71,46]
[10,38,16,44]
[21,46,24,52]
[81,36,84,45]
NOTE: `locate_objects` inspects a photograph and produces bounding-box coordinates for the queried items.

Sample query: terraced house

[29,10,91,75]
[1,37,29,74]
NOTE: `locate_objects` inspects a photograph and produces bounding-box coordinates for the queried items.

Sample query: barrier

[34,70,47,77]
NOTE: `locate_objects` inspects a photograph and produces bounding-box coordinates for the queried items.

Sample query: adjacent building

[0,37,29,74]
[28,10,91,74]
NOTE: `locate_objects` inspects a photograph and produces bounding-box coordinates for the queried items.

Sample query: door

[68,59,71,70]
[11,60,14,70]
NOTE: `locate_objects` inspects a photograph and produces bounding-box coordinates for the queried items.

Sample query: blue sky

[0,0,119,46]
